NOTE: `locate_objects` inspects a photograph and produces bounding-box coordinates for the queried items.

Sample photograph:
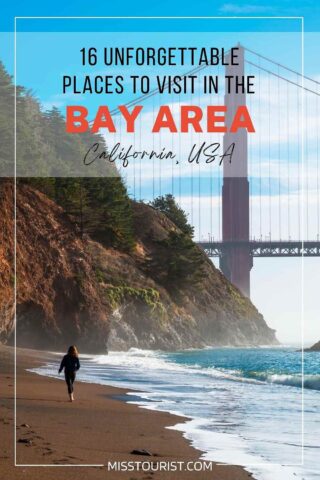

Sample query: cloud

[41,92,85,112]
[219,3,275,14]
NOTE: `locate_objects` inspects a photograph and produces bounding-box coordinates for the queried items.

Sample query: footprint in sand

[17,439,33,446]
[42,451,54,456]
[40,445,55,455]
[53,460,76,464]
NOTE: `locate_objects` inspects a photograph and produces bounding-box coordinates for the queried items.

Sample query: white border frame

[14,15,305,469]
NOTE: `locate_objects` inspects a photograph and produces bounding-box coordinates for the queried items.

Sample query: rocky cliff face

[0,181,277,352]
[1,180,110,352]
[0,180,15,343]
[104,202,277,349]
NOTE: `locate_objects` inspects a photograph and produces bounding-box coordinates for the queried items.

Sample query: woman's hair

[68,345,78,357]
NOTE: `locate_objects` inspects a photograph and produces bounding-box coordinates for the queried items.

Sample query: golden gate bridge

[107,44,320,298]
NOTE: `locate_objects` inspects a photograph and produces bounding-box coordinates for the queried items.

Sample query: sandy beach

[0,345,253,479]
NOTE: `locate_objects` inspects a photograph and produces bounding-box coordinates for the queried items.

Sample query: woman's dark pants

[64,371,76,394]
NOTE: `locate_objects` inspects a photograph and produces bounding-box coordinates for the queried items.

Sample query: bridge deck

[197,241,320,257]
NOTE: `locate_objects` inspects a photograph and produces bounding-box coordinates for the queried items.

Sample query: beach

[0,345,252,480]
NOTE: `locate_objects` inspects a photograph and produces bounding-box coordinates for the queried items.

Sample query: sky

[0,0,320,32]
[1,1,319,345]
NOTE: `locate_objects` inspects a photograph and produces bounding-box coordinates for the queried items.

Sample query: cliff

[0,181,15,342]
[0,180,110,352]
[105,202,277,349]
[0,180,277,352]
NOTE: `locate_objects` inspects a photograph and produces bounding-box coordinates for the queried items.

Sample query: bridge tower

[220,45,252,297]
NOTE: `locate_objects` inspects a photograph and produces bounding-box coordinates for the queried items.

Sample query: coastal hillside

[0,180,277,352]
[0,62,277,352]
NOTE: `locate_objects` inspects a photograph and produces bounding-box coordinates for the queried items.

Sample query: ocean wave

[92,350,260,384]
[89,349,320,391]
[92,349,194,373]
[248,372,320,391]
[204,369,320,391]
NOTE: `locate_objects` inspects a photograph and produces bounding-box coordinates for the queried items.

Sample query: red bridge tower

[220,45,253,297]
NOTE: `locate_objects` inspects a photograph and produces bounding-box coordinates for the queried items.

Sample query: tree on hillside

[150,194,194,237]
[0,62,14,175]
[146,230,205,297]
[82,177,135,251]
[28,176,135,251]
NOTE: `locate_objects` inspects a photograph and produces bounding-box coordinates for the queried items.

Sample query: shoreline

[0,345,254,479]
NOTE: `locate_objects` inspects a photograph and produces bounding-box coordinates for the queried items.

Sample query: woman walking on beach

[58,346,80,402]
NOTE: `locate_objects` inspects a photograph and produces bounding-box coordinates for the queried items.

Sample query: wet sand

[0,345,254,479]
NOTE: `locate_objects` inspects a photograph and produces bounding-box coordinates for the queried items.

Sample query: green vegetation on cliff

[105,286,166,320]
[0,62,135,252]
[29,177,135,251]
[150,194,194,237]
[146,230,205,297]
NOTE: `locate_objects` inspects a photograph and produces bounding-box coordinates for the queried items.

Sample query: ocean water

[31,347,320,480]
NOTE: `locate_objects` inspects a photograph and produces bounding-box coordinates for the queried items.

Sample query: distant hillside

[305,341,320,352]
[0,180,278,352]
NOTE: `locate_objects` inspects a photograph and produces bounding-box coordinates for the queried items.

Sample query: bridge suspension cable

[105,45,320,120]
[244,45,320,87]
[97,44,320,244]
[245,59,320,97]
